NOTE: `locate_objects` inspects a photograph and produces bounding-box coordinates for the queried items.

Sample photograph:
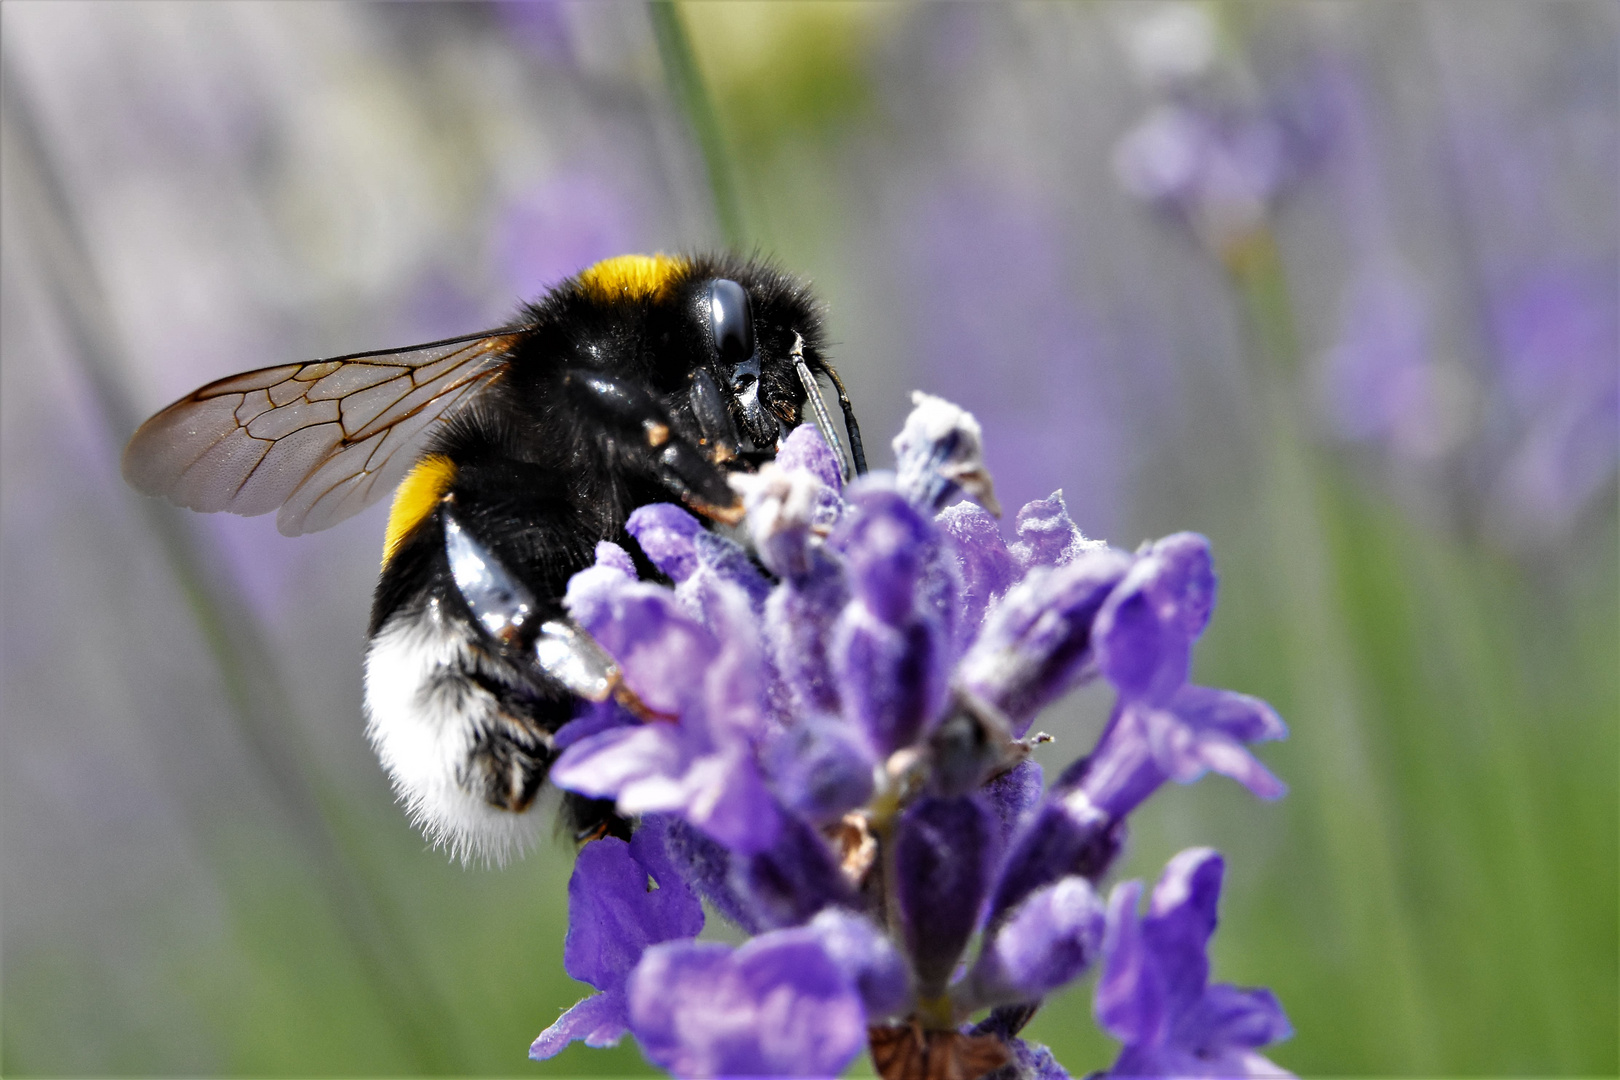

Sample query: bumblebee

[123,254,866,861]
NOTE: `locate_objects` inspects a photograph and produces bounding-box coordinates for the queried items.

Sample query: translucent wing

[122,330,526,536]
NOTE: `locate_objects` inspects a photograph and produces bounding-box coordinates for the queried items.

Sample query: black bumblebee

[123,254,866,861]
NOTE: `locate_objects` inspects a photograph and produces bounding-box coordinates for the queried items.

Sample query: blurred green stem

[647,0,747,249]
[1226,226,1438,1070]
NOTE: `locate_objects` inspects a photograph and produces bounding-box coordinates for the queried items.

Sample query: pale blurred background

[2,2,1614,1075]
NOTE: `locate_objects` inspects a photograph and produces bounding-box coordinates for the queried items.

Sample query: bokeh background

[2,2,1614,1075]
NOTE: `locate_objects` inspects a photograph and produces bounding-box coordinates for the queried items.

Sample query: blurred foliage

[683,2,889,153]
[2,1,1614,1077]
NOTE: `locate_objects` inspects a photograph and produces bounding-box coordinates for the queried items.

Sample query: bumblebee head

[536,253,861,478]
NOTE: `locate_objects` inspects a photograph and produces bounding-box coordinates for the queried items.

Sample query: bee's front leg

[560,369,744,524]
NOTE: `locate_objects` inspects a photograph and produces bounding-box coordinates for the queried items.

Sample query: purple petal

[987,800,1121,933]
[893,391,1001,515]
[696,581,771,743]
[1094,880,1166,1047]
[1009,491,1104,570]
[686,529,773,610]
[731,812,854,929]
[560,834,703,993]
[936,500,1018,640]
[776,421,844,492]
[625,503,704,583]
[672,749,783,854]
[832,482,936,625]
[550,724,689,807]
[557,732,778,856]
[627,934,867,1078]
[624,941,732,1075]
[765,557,849,716]
[967,875,1105,1007]
[529,990,628,1060]
[553,699,636,750]
[629,814,697,903]
[594,539,638,578]
[563,542,640,634]
[660,815,762,934]
[894,795,998,996]
[1092,533,1215,704]
[607,593,719,718]
[831,604,949,755]
[957,549,1133,731]
[1142,703,1288,800]
[1175,984,1294,1053]
[728,935,869,1072]
[1170,684,1289,744]
[1147,533,1217,638]
[1142,848,1224,1018]
[733,462,840,579]
[566,572,721,719]
[807,908,912,1019]
[1070,704,1171,822]
[766,714,877,825]
[982,760,1045,848]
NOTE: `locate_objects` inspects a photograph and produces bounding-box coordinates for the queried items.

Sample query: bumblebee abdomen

[364,591,566,864]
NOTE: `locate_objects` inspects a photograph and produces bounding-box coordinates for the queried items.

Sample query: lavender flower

[1484,261,1620,544]
[532,396,1289,1079]
[529,819,702,1057]
[1112,3,1334,259]
[1114,102,1290,254]
[1095,849,1295,1078]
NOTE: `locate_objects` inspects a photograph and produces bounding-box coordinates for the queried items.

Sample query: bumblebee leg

[563,794,634,844]
[444,508,659,716]
[561,369,743,523]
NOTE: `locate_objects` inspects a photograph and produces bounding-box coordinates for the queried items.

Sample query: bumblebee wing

[122,330,525,536]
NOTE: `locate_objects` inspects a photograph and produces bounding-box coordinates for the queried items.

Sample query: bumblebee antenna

[817,360,867,476]
[790,333,853,481]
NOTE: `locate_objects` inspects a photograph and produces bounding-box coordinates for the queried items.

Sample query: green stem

[1228,226,1439,1071]
[647,0,747,249]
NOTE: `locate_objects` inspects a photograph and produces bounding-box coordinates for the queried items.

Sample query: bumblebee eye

[707,278,754,365]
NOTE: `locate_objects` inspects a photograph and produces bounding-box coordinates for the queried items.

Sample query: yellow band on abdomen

[383,454,457,567]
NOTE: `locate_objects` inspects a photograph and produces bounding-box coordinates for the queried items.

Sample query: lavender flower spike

[535,397,1289,1080]
[1095,849,1295,1079]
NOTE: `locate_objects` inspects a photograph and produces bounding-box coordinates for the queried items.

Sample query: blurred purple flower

[535,397,1288,1078]
[1112,5,1338,257]
[900,182,1122,536]
[1096,848,1295,1079]
[496,167,645,300]
[1485,261,1620,542]
[1114,103,1289,253]
[493,0,574,63]
[1318,261,1473,462]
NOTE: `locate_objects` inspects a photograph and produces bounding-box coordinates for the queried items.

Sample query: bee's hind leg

[562,793,634,844]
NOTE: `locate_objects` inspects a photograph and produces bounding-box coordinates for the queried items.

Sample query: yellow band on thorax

[576,254,687,304]
[383,454,457,567]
